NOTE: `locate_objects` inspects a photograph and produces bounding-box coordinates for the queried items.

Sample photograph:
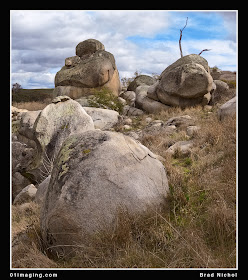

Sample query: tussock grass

[11,202,58,268]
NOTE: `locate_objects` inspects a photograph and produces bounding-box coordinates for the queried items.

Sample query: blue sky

[11,10,237,89]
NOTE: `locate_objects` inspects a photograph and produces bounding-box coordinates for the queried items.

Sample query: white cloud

[11,10,237,88]
[11,72,55,89]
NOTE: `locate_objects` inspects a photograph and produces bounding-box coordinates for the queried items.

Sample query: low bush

[88,87,124,113]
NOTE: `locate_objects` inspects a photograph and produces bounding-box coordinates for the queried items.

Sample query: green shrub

[88,87,124,114]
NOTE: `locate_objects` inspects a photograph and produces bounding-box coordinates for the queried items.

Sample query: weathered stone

[120,91,136,106]
[123,105,144,116]
[165,115,195,129]
[13,184,37,205]
[147,81,159,101]
[30,96,94,178]
[127,75,156,92]
[160,54,210,78]
[210,80,229,104]
[155,54,213,108]
[158,63,213,99]
[65,56,81,68]
[135,85,170,114]
[186,126,200,137]
[12,172,31,201]
[75,39,105,58]
[217,96,236,121]
[40,130,169,256]
[83,107,119,130]
[165,140,193,157]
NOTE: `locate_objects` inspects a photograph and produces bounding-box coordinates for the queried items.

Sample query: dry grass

[12,100,51,111]
[11,99,236,268]
[11,202,58,268]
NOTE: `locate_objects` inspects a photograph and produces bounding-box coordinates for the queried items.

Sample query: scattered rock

[165,115,195,129]
[135,85,170,114]
[210,80,229,105]
[165,140,194,157]
[13,184,37,205]
[127,75,156,92]
[217,96,236,121]
[120,91,136,106]
[83,107,119,130]
[186,126,200,137]
[12,172,31,201]
[123,105,144,116]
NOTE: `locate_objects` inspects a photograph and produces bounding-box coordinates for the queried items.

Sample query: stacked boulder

[53,39,121,99]
[120,54,214,114]
[148,54,213,108]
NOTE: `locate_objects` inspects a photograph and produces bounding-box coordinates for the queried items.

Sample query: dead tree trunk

[179,17,188,58]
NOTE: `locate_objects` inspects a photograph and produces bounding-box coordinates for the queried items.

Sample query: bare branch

[179,17,188,58]
[198,49,211,56]
[181,17,188,32]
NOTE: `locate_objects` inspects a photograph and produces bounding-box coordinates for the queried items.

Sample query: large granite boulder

[40,130,169,257]
[152,54,213,108]
[25,96,94,182]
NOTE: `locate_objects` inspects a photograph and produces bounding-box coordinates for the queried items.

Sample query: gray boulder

[165,140,194,157]
[155,54,213,108]
[17,110,41,148]
[165,115,195,129]
[217,96,236,121]
[120,91,136,106]
[13,184,37,205]
[12,172,31,201]
[135,85,170,114]
[210,80,229,104]
[147,81,159,101]
[12,141,35,174]
[127,75,156,92]
[12,141,36,195]
[41,130,169,256]
[160,54,210,78]
[122,105,144,116]
[76,39,105,58]
[29,96,94,180]
[83,107,119,130]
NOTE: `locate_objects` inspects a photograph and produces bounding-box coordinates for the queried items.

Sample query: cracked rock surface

[40,130,169,256]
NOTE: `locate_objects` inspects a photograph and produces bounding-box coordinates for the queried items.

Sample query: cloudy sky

[10,10,237,89]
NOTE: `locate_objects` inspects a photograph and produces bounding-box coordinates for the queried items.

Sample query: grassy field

[12,88,54,108]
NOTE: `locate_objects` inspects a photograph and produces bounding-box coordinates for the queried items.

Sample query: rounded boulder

[40,130,169,256]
